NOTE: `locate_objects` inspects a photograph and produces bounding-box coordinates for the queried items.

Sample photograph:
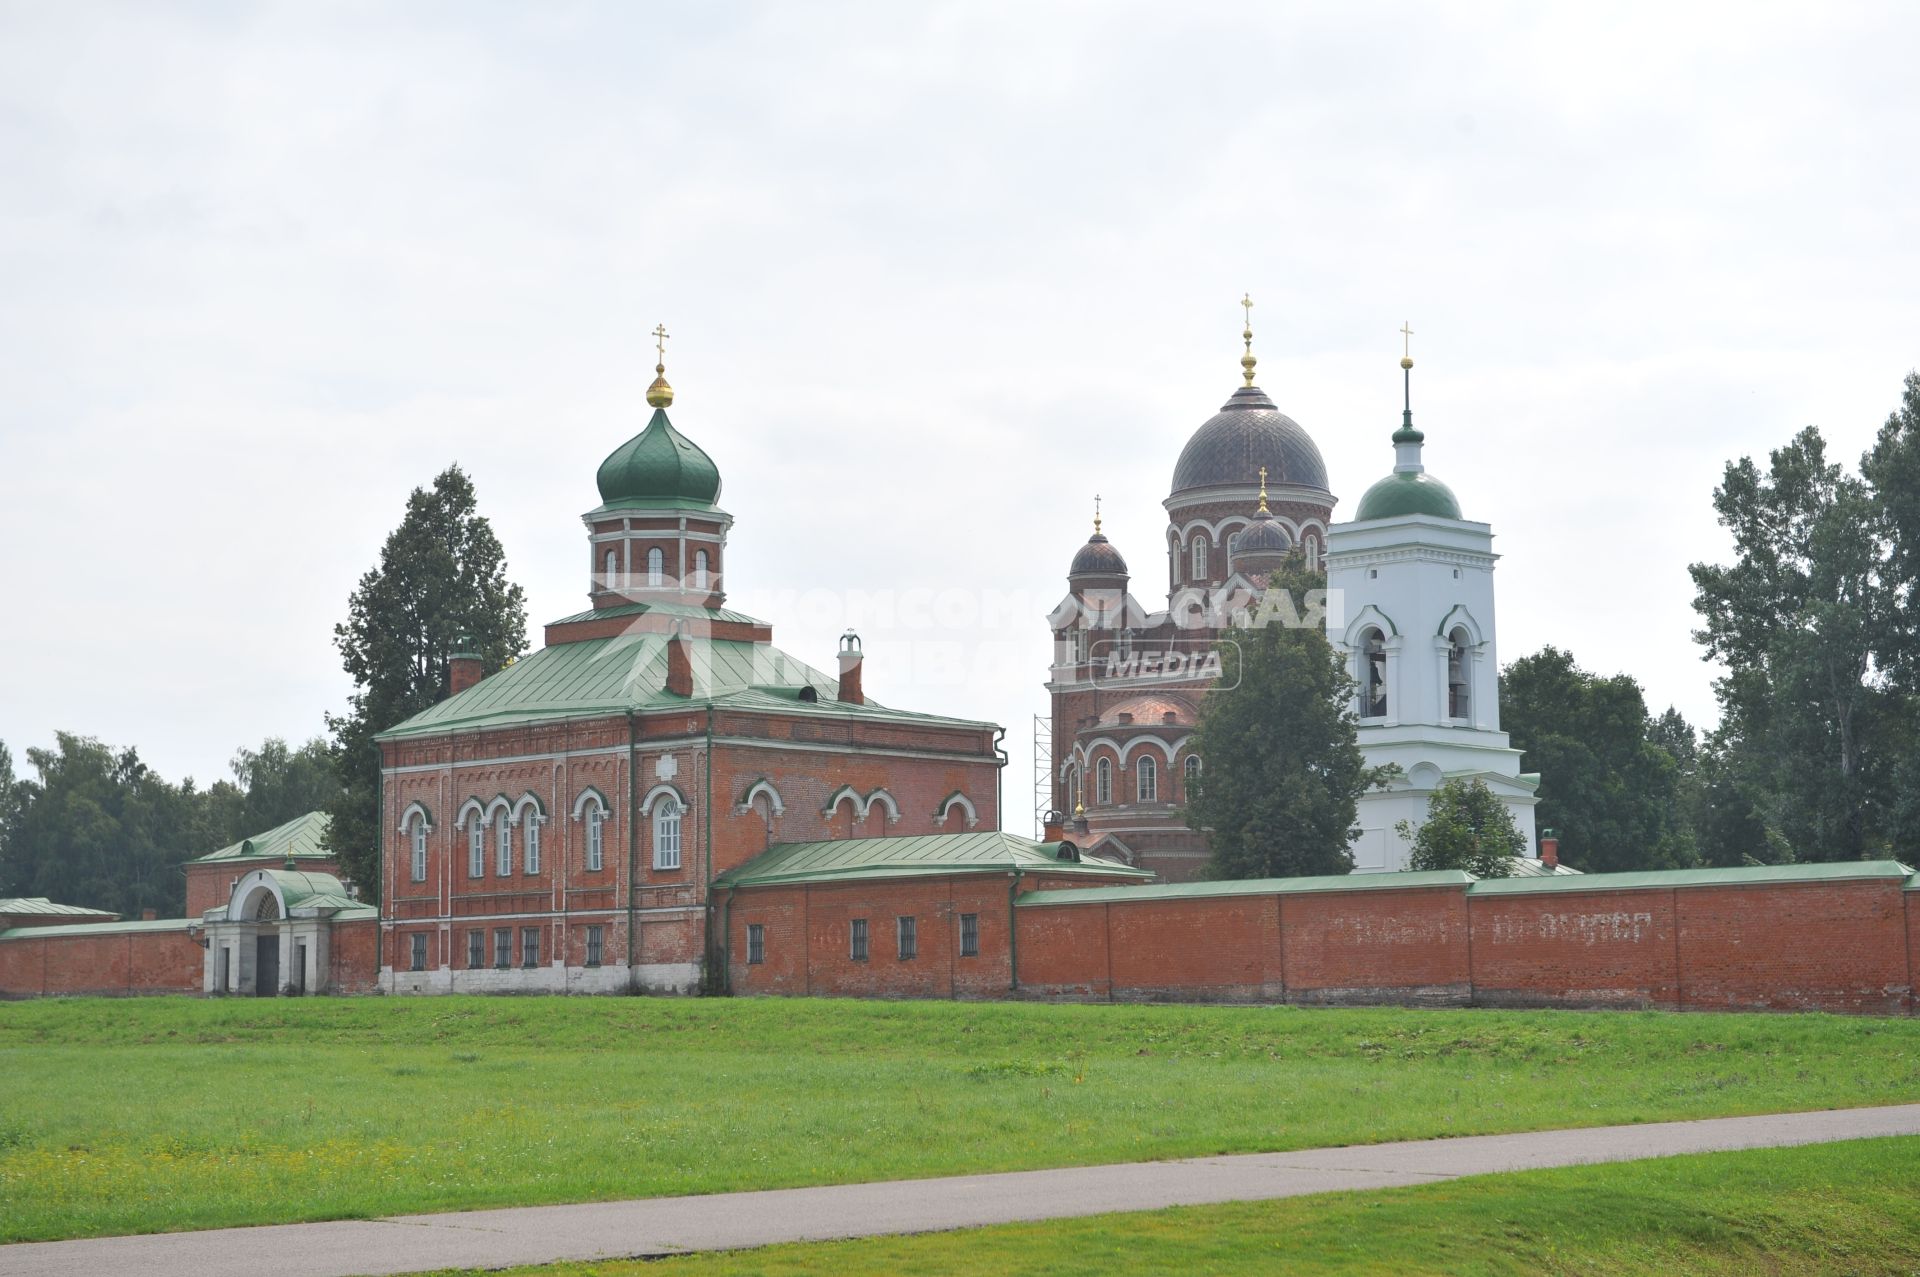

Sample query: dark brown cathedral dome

[1069,531,1128,578]
[1170,386,1331,498]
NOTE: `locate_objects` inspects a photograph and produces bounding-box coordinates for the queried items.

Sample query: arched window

[653,799,682,871]
[1305,538,1319,570]
[1448,627,1471,721]
[409,814,428,883]
[1362,627,1388,719]
[1184,754,1202,791]
[1191,537,1209,580]
[1096,757,1112,806]
[1071,629,1088,663]
[694,549,710,589]
[468,814,486,878]
[585,801,605,872]
[1137,755,1158,803]
[602,549,617,589]
[524,816,541,874]
[646,547,665,587]
[1064,763,1078,813]
[496,817,513,876]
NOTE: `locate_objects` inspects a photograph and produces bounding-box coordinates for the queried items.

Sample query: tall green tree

[1690,426,1897,860]
[0,740,19,895]
[232,737,340,834]
[9,734,188,918]
[325,466,528,899]
[1186,556,1392,879]
[1397,778,1522,878]
[1500,648,1696,872]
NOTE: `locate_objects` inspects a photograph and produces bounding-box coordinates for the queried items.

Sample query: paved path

[7,1104,1920,1277]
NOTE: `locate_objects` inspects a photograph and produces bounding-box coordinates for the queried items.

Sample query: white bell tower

[1324,334,1539,871]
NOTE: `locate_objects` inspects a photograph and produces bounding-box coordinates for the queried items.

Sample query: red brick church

[373,352,1143,993]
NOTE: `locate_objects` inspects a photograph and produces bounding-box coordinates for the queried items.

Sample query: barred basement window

[493,928,512,969]
[467,930,485,970]
[653,799,682,871]
[585,925,604,968]
[747,923,765,965]
[897,915,917,961]
[959,913,979,957]
[409,933,427,972]
[521,927,540,968]
[850,918,869,961]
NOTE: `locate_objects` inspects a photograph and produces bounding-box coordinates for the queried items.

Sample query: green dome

[1353,470,1462,521]
[595,409,721,509]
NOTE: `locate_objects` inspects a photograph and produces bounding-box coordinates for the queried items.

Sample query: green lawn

[2,996,1919,1243]
[466,1136,1920,1276]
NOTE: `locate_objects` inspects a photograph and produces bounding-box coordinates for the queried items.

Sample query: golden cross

[1399,321,1414,359]
[1257,465,1270,514]
[1242,293,1254,333]
[1093,493,1102,534]
[652,323,671,365]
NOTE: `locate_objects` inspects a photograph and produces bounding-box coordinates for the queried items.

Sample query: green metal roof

[0,917,193,941]
[714,831,1153,889]
[546,600,770,628]
[1354,469,1462,520]
[190,811,333,864]
[1500,856,1584,878]
[1468,859,1915,897]
[1018,870,1474,908]
[0,897,118,919]
[594,408,722,511]
[378,634,994,740]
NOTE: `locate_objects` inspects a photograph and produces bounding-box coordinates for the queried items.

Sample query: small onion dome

[1069,530,1128,578]
[595,408,721,509]
[1233,512,1294,572]
[1353,470,1462,520]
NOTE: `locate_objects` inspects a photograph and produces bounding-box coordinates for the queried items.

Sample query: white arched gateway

[197,867,374,997]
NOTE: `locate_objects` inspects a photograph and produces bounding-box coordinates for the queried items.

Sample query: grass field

[461,1136,1920,1276]
[3,996,1920,1243]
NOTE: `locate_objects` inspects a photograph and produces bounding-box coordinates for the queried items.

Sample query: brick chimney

[449,647,485,698]
[141,908,157,921]
[1042,809,1066,841]
[837,630,864,705]
[665,626,694,698]
[1539,829,1559,870]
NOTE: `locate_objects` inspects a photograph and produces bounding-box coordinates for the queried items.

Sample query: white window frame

[1362,627,1389,720]
[1184,754,1202,790]
[603,549,617,589]
[1096,757,1112,806]
[1447,627,1472,721]
[523,816,541,874]
[653,799,683,871]
[586,804,605,872]
[1192,537,1209,580]
[409,815,428,883]
[1137,755,1157,804]
[468,816,486,878]
[647,546,665,587]
[694,549,709,589]
[496,818,513,877]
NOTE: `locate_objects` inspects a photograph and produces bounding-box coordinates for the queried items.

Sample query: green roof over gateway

[191,810,332,864]
[378,632,995,741]
[714,831,1153,889]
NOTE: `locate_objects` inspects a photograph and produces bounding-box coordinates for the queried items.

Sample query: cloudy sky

[3,2,1916,829]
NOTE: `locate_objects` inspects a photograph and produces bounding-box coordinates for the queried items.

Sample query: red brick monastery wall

[0,925,202,997]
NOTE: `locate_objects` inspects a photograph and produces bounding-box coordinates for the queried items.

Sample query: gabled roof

[714,831,1153,889]
[1499,856,1583,878]
[0,897,119,920]
[377,633,995,741]
[190,811,333,864]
